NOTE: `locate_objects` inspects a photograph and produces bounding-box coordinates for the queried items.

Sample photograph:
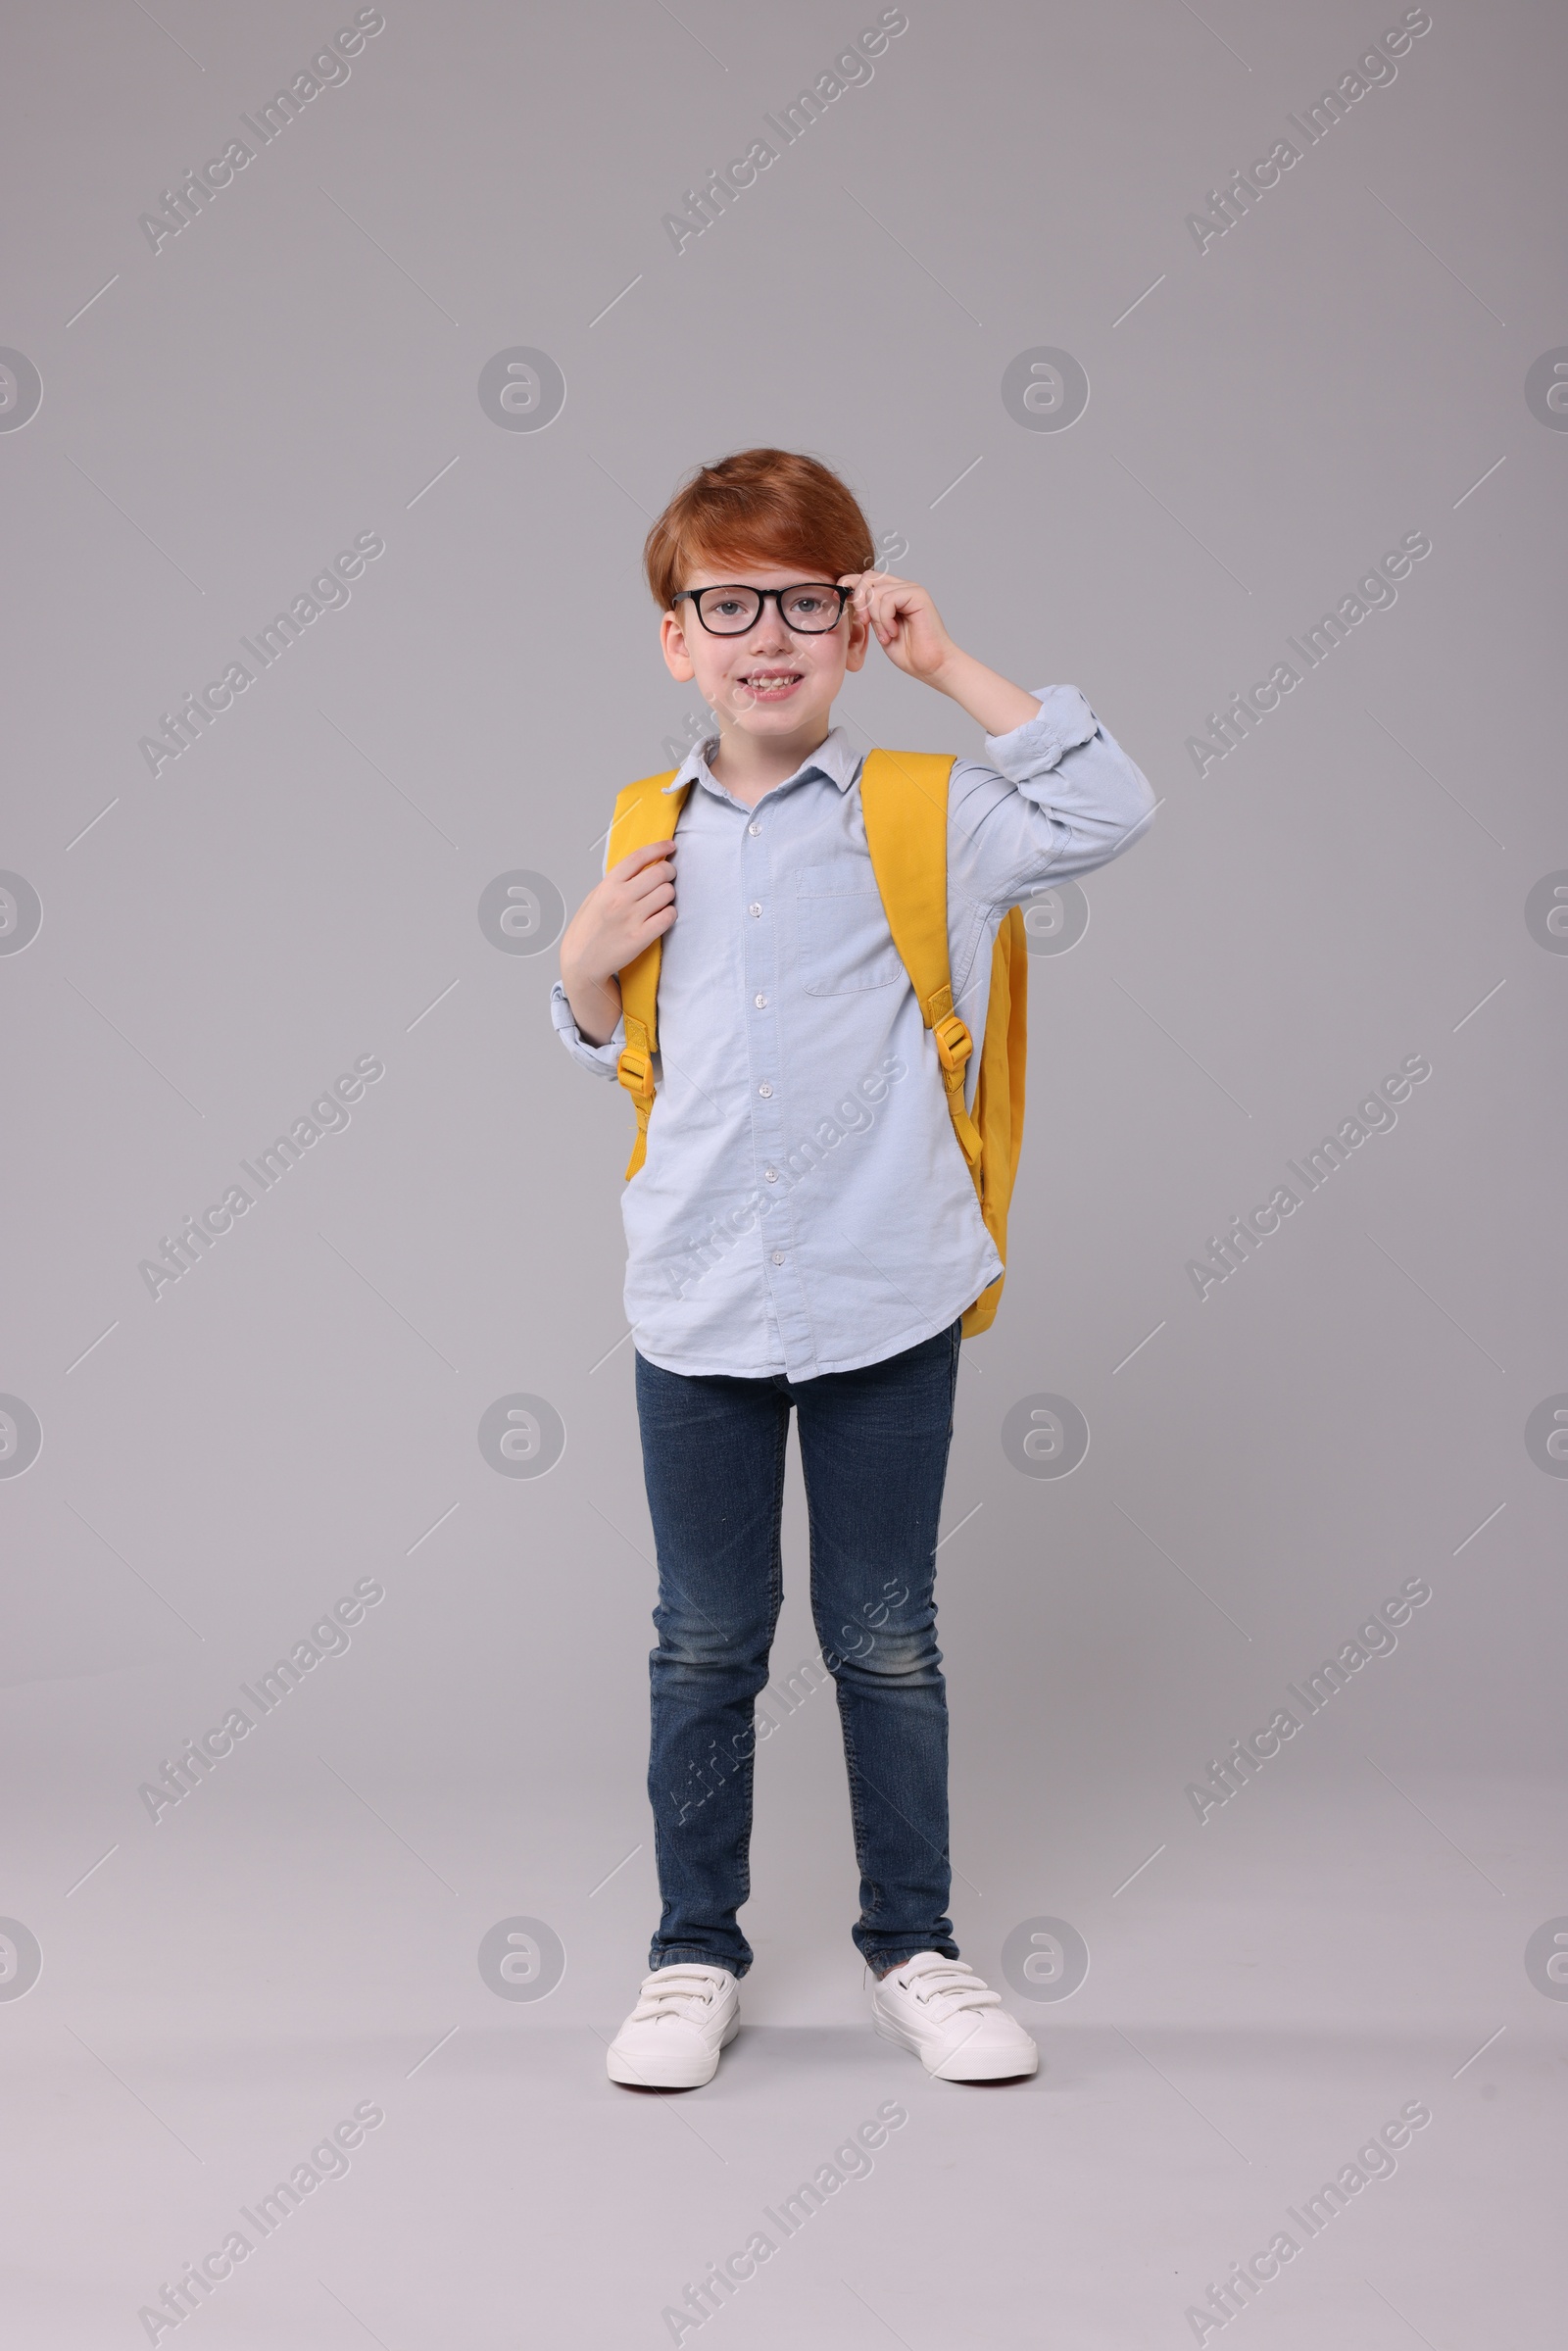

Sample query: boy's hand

[839,568,1044,735]
[838,569,957,685]
[560,839,676,1047]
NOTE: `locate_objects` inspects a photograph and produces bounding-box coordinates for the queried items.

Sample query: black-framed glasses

[671,582,851,635]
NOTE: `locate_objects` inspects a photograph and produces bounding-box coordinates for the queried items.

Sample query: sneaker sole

[872,2012,1039,2082]
[607,2009,740,2090]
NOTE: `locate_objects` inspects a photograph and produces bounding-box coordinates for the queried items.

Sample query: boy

[551,448,1155,2088]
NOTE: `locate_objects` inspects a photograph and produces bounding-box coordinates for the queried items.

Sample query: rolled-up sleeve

[948,682,1157,910]
[550,979,625,1078]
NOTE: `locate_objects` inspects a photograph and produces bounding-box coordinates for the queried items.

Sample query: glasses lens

[696,587,761,632]
[780,585,844,631]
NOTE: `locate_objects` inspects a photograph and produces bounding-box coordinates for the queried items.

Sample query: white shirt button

[749,902,762,917]
[754,993,767,1007]
[771,1250,785,1265]
[748,821,760,835]
[763,1166,778,1181]
[758,1081,772,1098]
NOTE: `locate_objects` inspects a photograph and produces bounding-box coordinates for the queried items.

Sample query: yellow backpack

[605,750,1028,1338]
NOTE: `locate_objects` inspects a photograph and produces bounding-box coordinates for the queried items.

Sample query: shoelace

[631,1967,726,2023]
[892,1960,1001,2016]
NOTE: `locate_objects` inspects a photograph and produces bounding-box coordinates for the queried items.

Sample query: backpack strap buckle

[925,1000,982,1166]
[615,1011,659,1179]
[931,1010,973,1075]
[615,1043,655,1101]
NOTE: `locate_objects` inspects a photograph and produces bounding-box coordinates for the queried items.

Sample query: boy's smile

[732,665,804,704]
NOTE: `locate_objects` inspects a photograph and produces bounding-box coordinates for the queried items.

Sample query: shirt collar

[664,723,861,798]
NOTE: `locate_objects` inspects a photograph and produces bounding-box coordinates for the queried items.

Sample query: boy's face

[660,559,869,745]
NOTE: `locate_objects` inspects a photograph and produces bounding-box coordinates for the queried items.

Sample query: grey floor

[6,1766,1557,2345]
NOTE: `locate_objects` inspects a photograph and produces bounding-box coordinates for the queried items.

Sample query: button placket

[739,804,807,1343]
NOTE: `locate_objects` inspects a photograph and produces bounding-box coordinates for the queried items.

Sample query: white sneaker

[606,1962,740,2088]
[870,1952,1039,2082]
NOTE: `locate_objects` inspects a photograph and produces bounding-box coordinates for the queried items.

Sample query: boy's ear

[843,605,870,672]
[660,609,697,682]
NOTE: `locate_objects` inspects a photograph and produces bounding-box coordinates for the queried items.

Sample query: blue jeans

[634,1315,964,1980]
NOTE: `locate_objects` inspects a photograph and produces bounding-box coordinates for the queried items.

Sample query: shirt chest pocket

[794,867,906,996]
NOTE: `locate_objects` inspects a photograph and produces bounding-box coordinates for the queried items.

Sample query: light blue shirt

[551,685,1156,1379]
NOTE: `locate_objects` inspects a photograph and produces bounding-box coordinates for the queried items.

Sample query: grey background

[2,0,1563,2342]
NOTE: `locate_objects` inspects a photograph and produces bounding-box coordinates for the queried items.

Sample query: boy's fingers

[631,906,675,952]
[623,856,675,901]
[841,567,909,607]
[608,838,677,881]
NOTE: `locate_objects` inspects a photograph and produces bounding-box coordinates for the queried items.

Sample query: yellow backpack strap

[605,768,689,1179]
[858,749,983,1173]
[959,902,1029,1337]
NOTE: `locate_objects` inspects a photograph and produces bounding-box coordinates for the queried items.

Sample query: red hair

[643,447,874,611]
